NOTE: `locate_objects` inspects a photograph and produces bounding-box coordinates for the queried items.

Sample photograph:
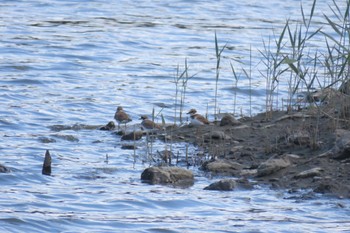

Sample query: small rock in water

[42,150,52,176]
[121,144,137,150]
[141,166,194,187]
[100,121,116,131]
[121,131,143,141]
[0,164,11,173]
[204,179,236,191]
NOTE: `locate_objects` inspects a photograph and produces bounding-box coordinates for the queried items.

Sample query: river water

[1,0,350,232]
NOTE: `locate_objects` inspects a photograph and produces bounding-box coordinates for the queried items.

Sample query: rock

[121,131,143,141]
[100,121,116,131]
[42,150,52,176]
[204,131,230,140]
[141,166,194,187]
[220,114,241,126]
[257,156,291,177]
[289,132,310,145]
[121,144,137,150]
[0,164,11,173]
[339,80,350,95]
[294,167,323,179]
[201,159,243,176]
[204,179,236,191]
[331,129,350,160]
[157,150,174,164]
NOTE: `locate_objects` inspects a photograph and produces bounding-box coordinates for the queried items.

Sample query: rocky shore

[141,89,350,199]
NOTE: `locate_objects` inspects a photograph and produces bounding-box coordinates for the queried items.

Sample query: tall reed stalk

[214,32,226,120]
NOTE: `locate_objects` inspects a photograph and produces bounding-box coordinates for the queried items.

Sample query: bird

[187,108,209,125]
[114,106,132,130]
[139,115,161,132]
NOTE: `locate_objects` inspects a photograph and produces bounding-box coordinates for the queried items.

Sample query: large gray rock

[201,159,243,176]
[141,166,194,187]
[257,156,292,177]
[204,179,236,191]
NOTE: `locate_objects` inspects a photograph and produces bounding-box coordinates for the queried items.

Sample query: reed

[214,32,227,120]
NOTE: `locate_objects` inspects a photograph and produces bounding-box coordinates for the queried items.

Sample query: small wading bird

[140,115,161,132]
[187,108,209,125]
[114,106,132,130]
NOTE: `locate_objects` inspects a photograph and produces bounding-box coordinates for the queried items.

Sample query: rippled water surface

[1,0,350,232]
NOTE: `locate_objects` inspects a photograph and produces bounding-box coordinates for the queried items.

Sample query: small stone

[100,121,116,131]
[294,167,323,179]
[121,131,143,141]
[204,179,236,191]
[121,144,137,150]
[220,114,241,126]
[0,164,11,173]
[204,131,230,140]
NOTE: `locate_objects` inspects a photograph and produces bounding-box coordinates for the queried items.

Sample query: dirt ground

[166,90,350,199]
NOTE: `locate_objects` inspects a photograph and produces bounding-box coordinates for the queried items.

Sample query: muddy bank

[162,91,350,198]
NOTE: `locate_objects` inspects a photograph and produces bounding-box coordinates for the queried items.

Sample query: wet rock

[121,144,137,150]
[294,167,323,179]
[201,159,243,176]
[204,179,236,191]
[220,114,241,126]
[42,150,52,176]
[141,166,194,187]
[0,164,11,173]
[38,136,56,143]
[100,121,116,131]
[331,129,350,160]
[121,131,143,141]
[257,156,291,177]
[204,131,230,140]
[52,134,79,142]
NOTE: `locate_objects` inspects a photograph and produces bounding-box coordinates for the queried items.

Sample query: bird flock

[114,106,209,132]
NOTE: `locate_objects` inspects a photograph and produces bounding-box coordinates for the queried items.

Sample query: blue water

[1,0,349,232]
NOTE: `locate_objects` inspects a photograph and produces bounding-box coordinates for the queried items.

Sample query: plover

[114,106,132,130]
[140,115,161,132]
[187,108,209,125]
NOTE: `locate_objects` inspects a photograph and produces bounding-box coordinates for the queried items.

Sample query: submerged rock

[100,121,116,131]
[141,166,194,187]
[0,164,11,173]
[121,131,143,141]
[204,179,236,191]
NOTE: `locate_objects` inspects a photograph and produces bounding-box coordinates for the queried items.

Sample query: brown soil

[167,90,350,198]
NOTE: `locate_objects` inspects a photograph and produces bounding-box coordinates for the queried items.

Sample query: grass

[133,0,350,166]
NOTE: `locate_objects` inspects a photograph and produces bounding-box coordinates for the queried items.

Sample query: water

[1,0,350,232]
